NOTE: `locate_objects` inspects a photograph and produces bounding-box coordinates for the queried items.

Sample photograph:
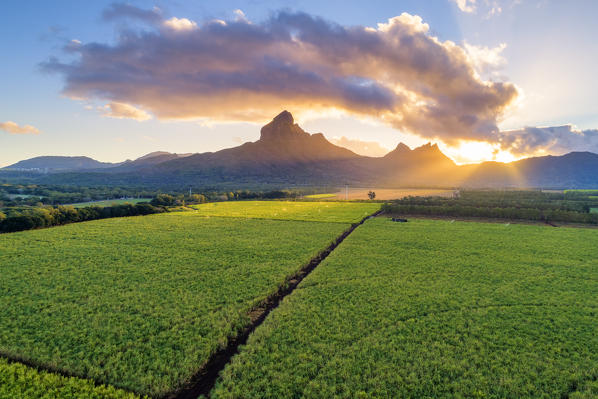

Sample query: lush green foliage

[0,358,141,399]
[383,189,598,224]
[212,218,598,398]
[0,211,354,396]
[191,201,380,223]
[0,203,165,233]
[69,198,153,208]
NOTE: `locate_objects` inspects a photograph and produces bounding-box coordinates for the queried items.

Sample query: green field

[212,218,598,398]
[591,208,598,214]
[68,198,153,208]
[191,201,380,223]
[0,202,378,397]
[303,193,336,199]
[0,357,141,399]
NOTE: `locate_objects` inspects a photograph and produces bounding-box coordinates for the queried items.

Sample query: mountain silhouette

[3,111,598,189]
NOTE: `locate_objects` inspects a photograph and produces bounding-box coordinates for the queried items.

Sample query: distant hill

[114,151,193,170]
[462,151,598,188]
[3,111,598,189]
[4,156,118,172]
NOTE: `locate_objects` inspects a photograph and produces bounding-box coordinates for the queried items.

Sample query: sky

[1,0,597,167]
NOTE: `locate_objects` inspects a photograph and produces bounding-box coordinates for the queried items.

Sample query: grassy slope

[190,201,380,223]
[212,218,598,398]
[0,210,360,396]
[0,358,141,399]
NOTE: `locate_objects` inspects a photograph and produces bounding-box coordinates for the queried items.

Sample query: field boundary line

[167,209,382,399]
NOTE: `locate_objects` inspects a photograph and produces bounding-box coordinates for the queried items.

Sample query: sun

[440,140,518,165]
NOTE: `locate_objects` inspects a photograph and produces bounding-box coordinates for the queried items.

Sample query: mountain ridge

[3,111,598,189]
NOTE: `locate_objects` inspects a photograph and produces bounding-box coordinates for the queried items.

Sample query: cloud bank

[0,121,40,135]
[43,5,518,146]
[498,126,598,156]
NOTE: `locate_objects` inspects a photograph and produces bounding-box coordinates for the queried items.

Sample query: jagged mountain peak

[259,110,308,141]
[273,110,294,124]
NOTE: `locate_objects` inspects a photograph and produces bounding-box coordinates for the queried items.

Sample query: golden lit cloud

[0,121,41,135]
[101,102,152,121]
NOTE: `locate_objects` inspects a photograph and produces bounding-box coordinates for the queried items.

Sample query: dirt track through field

[0,209,382,398]
[168,209,382,399]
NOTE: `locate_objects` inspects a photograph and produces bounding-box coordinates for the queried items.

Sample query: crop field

[212,218,598,398]
[303,193,337,199]
[591,207,598,214]
[0,357,140,399]
[69,198,153,208]
[190,201,380,223]
[0,203,380,397]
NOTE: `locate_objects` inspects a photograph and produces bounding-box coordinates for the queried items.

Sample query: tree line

[0,203,166,233]
[382,203,598,224]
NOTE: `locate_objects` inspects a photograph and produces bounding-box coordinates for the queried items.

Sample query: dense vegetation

[0,182,336,207]
[212,218,598,398]
[383,189,598,224]
[0,184,347,234]
[191,201,380,223]
[0,358,141,399]
[0,202,378,396]
[69,198,153,208]
[0,203,166,233]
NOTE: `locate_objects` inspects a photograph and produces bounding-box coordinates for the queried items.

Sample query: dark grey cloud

[102,3,162,24]
[43,6,519,143]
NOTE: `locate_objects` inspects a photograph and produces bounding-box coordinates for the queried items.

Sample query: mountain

[4,156,118,172]
[463,151,598,188]
[114,151,193,170]
[3,111,598,189]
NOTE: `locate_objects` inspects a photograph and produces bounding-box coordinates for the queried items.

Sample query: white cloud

[0,121,41,135]
[464,42,507,77]
[163,17,197,31]
[453,0,477,13]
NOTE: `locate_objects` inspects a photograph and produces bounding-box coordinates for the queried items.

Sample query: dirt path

[169,209,382,399]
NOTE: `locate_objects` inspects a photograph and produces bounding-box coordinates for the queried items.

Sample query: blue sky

[1,0,597,166]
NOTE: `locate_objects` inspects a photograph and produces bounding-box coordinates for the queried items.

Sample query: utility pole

[345,184,348,201]
[189,187,192,196]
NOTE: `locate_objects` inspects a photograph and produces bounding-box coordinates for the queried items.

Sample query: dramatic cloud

[101,102,152,121]
[0,121,40,135]
[498,125,598,156]
[330,136,390,157]
[43,5,519,145]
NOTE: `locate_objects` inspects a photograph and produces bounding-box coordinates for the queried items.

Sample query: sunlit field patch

[0,357,142,399]
[190,201,380,223]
